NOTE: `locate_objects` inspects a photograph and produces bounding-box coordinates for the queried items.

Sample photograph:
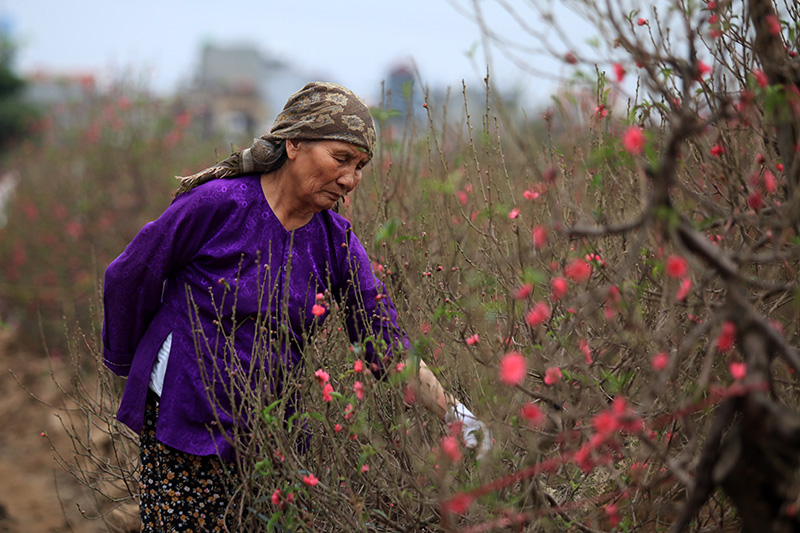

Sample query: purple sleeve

[339,227,410,378]
[101,189,225,376]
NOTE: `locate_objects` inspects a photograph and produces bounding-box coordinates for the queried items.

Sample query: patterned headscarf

[175,81,376,196]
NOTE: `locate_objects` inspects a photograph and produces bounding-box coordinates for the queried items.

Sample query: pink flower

[551,277,568,300]
[523,189,540,201]
[302,474,319,487]
[709,143,725,157]
[763,170,777,193]
[441,435,462,462]
[322,383,334,402]
[314,369,330,385]
[595,104,608,118]
[544,366,562,386]
[344,403,354,420]
[754,69,769,88]
[605,503,620,527]
[651,351,669,371]
[271,489,282,506]
[316,292,325,301]
[676,277,692,301]
[532,225,548,249]
[729,361,747,380]
[354,381,364,400]
[514,282,534,300]
[499,351,527,386]
[443,493,475,514]
[564,258,592,282]
[579,339,592,365]
[593,411,620,437]
[360,464,370,473]
[716,321,736,352]
[665,255,688,279]
[748,190,764,210]
[465,333,480,346]
[525,302,551,327]
[353,360,363,373]
[520,402,545,426]
[334,423,342,432]
[766,14,781,35]
[637,17,647,26]
[697,60,712,78]
[457,190,468,205]
[613,63,626,82]
[312,304,326,317]
[508,207,520,219]
[622,127,646,155]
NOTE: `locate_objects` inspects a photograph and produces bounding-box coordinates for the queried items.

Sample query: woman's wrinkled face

[286,139,370,213]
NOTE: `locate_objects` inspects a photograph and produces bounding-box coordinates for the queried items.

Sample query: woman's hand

[445,401,493,460]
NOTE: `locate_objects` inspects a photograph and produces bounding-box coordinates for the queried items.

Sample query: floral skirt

[139,391,237,532]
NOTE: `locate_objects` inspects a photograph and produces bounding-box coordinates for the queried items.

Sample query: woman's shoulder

[171,174,261,210]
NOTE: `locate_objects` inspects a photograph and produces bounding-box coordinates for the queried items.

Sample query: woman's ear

[285,139,301,160]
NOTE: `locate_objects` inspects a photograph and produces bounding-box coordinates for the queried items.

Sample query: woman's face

[286,139,370,213]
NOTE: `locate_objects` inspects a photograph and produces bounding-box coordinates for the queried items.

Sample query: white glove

[445,401,493,460]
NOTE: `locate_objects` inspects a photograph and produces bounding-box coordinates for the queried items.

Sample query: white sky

[2,0,599,109]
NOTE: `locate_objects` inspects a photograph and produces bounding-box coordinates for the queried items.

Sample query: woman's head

[175,82,376,196]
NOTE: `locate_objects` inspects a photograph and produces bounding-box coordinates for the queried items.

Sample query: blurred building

[182,43,307,137]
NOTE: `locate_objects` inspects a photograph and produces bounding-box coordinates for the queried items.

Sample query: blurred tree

[0,36,37,153]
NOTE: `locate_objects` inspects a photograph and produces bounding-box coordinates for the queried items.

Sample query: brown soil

[0,329,137,532]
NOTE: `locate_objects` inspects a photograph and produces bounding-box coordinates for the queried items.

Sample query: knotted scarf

[175,81,376,196]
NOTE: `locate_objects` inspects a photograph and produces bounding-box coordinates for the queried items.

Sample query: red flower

[716,321,736,352]
[354,381,364,400]
[465,333,480,346]
[651,352,669,371]
[271,489,282,506]
[551,277,568,300]
[544,366,562,386]
[697,60,712,78]
[314,369,330,384]
[665,255,688,279]
[637,18,647,26]
[322,383,334,402]
[763,170,777,193]
[593,411,620,437]
[676,277,692,301]
[613,63,626,82]
[622,126,646,155]
[564,52,578,64]
[312,304,326,317]
[709,143,725,157]
[514,283,533,300]
[443,493,475,514]
[302,474,319,487]
[441,435,462,462]
[766,14,781,35]
[532,225,548,249]
[499,352,527,386]
[753,69,769,88]
[360,464,369,473]
[520,402,545,426]
[564,258,592,282]
[525,302,551,327]
[579,338,592,365]
[748,190,764,210]
[729,361,747,380]
[353,360,363,373]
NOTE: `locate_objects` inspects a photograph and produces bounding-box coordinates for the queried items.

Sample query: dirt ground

[0,329,138,533]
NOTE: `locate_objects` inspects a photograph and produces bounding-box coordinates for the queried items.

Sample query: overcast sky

[2,0,598,109]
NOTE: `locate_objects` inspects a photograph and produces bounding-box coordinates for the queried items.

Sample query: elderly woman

[103,82,490,530]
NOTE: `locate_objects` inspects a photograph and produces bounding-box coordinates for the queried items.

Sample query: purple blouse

[102,174,407,460]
